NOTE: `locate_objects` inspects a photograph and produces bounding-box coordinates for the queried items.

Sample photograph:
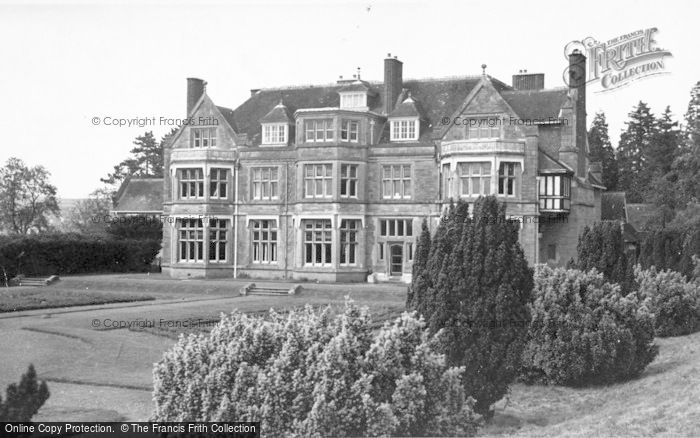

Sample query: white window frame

[340,164,358,198]
[177,218,204,262]
[304,164,333,198]
[381,164,412,199]
[303,219,333,266]
[209,168,229,200]
[251,219,278,264]
[304,119,335,143]
[498,162,519,197]
[251,167,279,201]
[340,120,359,142]
[339,219,360,266]
[340,93,367,109]
[178,168,205,199]
[379,218,414,238]
[262,123,287,145]
[390,118,419,141]
[208,219,228,262]
[191,127,217,148]
[458,162,492,197]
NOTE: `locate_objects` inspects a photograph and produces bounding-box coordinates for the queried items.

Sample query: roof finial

[481,64,487,76]
[357,66,361,80]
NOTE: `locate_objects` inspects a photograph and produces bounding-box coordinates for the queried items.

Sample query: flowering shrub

[634,265,700,337]
[521,266,658,386]
[152,301,481,437]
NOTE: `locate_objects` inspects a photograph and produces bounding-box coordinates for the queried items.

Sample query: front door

[390,245,403,276]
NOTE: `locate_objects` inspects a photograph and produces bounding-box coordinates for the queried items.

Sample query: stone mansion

[142,51,604,282]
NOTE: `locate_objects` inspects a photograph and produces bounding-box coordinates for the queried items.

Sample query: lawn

[0,287,154,312]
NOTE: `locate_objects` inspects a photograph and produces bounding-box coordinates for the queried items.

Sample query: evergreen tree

[576,221,634,292]
[101,128,176,186]
[0,364,50,421]
[588,111,618,190]
[617,102,658,203]
[408,196,533,417]
[407,219,431,310]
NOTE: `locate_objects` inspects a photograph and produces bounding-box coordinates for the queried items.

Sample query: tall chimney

[568,50,587,177]
[187,78,206,116]
[512,72,545,90]
[383,54,403,115]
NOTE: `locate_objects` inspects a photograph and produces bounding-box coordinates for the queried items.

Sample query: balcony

[170,148,237,163]
[440,139,525,157]
[539,174,571,213]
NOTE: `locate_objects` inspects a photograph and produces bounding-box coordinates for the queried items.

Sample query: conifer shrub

[0,364,50,421]
[634,265,700,337]
[522,266,658,386]
[407,197,533,417]
[152,302,481,437]
[576,221,635,292]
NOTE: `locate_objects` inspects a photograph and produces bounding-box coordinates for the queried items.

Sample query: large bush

[408,197,533,417]
[637,228,700,279]
[0,233,161,278]
[152,302,481,437]
[0,364,50,422]
[105,215,163,241]
[576,221,634,292]
[634,265,700,337]
[522,266,658,386]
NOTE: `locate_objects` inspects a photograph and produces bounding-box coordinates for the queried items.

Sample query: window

[178,168,204,199]
[208,219,228,262]
[340,93,366,108]
[191,127,217,148]
[304,220,332,266]
[390,119,418,141]
[442,163,453,199]
[262,124,287,144]
[341,120,359,142]
[539,175,571,211]
[498,162,518,197]
[379,219,413,237]
[304,164,333,198]
[304,119,334,142]
[458,162,491,197]
[465,118,500,139]
[407,242,413,261]
[209,168,228,199]
[340,164,358,197]
[378,243,384,260]
[252,167,279,200]
[381,165,412,199]
[178,219,203,262]
[340,219,359,265]
[251,220,277,263]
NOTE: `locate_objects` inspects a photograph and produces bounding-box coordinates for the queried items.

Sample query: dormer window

[340,92,367,109]
[191,127,217,148]
[262,123,287,145]
[390,119,419,141]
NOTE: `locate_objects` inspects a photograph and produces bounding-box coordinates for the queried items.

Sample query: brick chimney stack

[383,54,403,115]
[187,78,207,116]
[568,49,588,177]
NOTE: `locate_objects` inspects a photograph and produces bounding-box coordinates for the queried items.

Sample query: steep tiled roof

[601,192,628,222]
[113,178,164,213]
[501,88,569,121]
[231,75,569,146]
[260,102,292,124]
[538,149,573,173]
[389,94,422,118]
[216,105,238,131]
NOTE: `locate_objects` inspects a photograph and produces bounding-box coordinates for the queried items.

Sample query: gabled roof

[601,192,628,222]
[113,177,164,214]
[216,105,238,131]
[501,88,569,121]
[260,101,292,124]
[338,79,374,93]
[388,94,422,118]
[538,149,573,174]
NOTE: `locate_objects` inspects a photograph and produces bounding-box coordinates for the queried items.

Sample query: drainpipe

[233,158,240,279]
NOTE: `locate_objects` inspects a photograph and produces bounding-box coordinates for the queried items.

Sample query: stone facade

[161,51,603,282]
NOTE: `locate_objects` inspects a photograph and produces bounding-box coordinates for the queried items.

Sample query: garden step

[240,283,302,296]
[12,275,59,287]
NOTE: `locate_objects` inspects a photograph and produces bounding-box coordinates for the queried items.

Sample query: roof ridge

[502,86,569,93]
[251,74,490,93]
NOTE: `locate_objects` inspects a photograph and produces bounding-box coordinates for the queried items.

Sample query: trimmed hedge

[634,265,700,337]
[637,229,700,279]
[521,266,658,386]
[0,233,161,278]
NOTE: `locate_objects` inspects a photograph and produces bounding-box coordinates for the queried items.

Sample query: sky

[0,0,697,198]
